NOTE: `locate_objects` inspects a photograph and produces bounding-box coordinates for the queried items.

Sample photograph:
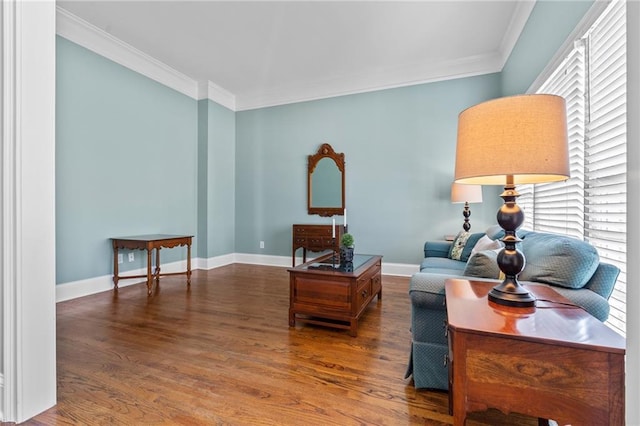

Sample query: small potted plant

[340,233,355,264]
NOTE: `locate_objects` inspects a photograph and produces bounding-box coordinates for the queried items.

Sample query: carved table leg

[187,241,192,285]
[146,249,153,295]
[113,244,119,290]
[155,247,161,284]
[349,319,358,337]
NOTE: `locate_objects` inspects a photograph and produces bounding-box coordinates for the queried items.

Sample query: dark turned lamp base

[488,281,536,308]
[462,202,471,232]
[491,180,536,308]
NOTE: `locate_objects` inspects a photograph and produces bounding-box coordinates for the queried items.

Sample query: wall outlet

[117,253,123,264]
[128,252,135,262]
[260,241,265,249]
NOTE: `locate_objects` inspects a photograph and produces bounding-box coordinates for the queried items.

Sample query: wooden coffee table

[288,253,382,336]
[445,278,625,425]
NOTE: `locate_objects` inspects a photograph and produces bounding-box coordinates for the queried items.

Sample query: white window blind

[520,41,586,237]
[585,0,626,336]
[519,0,627,336]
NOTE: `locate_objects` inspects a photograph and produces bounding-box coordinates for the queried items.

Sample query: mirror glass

[311,158,342,207]
[307,143,345,217]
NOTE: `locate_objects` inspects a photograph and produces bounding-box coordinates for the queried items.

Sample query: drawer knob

[361,290,368,298]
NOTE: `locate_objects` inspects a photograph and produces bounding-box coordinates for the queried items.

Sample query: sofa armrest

[423,241,452,259]
[409,272,450,311]
[583,262,620,300]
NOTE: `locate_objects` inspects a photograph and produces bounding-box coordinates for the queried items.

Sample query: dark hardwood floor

[25,264,539,425]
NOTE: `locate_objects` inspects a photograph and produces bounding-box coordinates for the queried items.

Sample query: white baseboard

[56,253,420,302]
[234,253,294,267]
[381,262,420,277]
[194,253,235,270]
[55,260,195,302]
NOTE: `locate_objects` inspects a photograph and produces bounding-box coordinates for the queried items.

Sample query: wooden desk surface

[112,234,193,243]
[445,278,625,353]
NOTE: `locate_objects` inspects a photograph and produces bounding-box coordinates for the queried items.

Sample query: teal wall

[55,0,593,283]
[198,100,236,258]
[236,75,503,264]
[56,37,198,283]
[502,0,594,95]
[197,101,209,258]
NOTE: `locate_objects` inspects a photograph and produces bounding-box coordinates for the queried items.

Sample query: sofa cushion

[420,257,466,275]
[463,250,502,279]
[519,233,600,289]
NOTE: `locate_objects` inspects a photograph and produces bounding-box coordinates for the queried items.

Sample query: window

[520,0,627,336]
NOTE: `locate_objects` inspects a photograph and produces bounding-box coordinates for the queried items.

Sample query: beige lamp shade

[451,183,483,204]
[454,94,570,185]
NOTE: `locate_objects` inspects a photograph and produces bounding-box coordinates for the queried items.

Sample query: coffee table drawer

[292,276,350,310]
[356,279,372,308]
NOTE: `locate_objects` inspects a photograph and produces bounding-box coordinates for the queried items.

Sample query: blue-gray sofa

[405,227,620,390]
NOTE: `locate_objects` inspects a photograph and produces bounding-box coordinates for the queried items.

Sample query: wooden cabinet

[445,279,625,425]
[288,254,382,337]
[292,224,345,266]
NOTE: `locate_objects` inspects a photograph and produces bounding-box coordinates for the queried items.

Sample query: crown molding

[197,80,236,111]
[56,7,197,98]
[236,52,503,111]
[56,5,523,112]
[499,1,536,66]
[234,2,531,111]
[56,7,237,110]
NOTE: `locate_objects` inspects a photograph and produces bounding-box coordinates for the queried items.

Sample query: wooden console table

[445,279,625,425]
[111,234,193,295]
[292,224,344,266]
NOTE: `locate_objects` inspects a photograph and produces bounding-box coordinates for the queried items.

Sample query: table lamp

[451,182,483,231]
[454,94,569,307]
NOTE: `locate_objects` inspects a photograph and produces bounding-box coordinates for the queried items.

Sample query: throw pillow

[484,224,505,240]
[518,232,600,289]
[471,235,502,256]
[448,231,470,260]
[459,232,485,262]
[463,250,501,279]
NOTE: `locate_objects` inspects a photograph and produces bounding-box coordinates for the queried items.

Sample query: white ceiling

[57,1,535,110]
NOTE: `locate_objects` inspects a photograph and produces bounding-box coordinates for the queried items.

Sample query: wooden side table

[111,234,193,295]
[445,278,625,425]
[292,224,344,266]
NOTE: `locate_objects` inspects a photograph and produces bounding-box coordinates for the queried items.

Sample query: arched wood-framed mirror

[307,143,345,217]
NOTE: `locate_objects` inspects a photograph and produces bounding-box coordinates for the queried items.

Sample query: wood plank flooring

[25,264,539,425]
